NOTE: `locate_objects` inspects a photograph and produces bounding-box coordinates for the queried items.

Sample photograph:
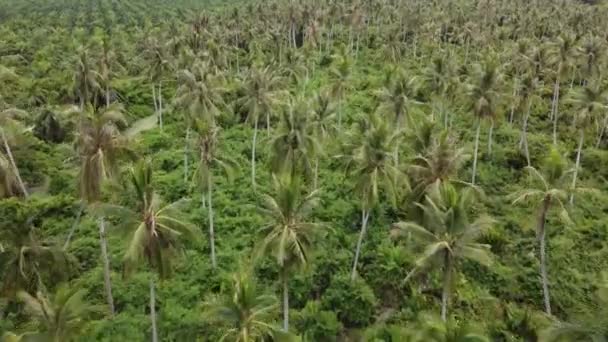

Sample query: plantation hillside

[1,0,608,340]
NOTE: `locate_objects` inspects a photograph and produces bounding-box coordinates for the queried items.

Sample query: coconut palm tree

[73,47,101,112]
[13,284,101,342]
[98,38,125,108]
[0,221,68,299]
[145,37,171,131]
[393,181,494,321]
[566,81,608,204]
[329,49,352,129]
[0,108,29,197]
[73,103,134,316]
[576,35,603,85]
[269,97,321,180]
[548,33,578,145]
[468,56,502,184]
[237,66,284,190]
[258,174,322,332]
[511,148,582,315]
[517,73,541,167]
[175,61,225,184]
[191,116,236,269]
[340,111,402,281]
[408,129,469,198]
[375,67,420,128]
[310,90,336,189]
[65,104,157,249]
[96,159,197,342]
[0,151,19,199]
[203,267,278,341]
[423,54,457,123]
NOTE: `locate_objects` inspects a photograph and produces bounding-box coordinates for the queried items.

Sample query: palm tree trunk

[313,158,319,190]
[337,100,342,130]
[596,114,607,148]
[509,82,517,124]
[471,120,481,185]
[521,100,532,166]
[570,130,584,205]
[351,209,370,281]
[282,272,289,332]
[158,83,163,132]
[63,201,85,250]
[441,251,452,322]
[207,173,217,269]
[487,119,494,156]
[106,86,111,108]
[552,73,561,145]
[1,128,28,197]
[538,196,552,315]
[184,125,190,183]
[242,327,249,342]
[152,84,158,117]
[150,275,159,342]
[99,216,115,316]
[266,112,271,137]
[463,38,470,64]
[251,118,258,191]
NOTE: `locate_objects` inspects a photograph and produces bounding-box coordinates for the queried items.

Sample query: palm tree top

[258,173,321,270]
[393,181,494,282]
[202,267,278,341]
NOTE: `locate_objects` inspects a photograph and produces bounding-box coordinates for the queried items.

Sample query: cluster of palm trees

[2,0,608,340]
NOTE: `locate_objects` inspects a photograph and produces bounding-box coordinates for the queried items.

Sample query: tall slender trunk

[63,201,85,250]
[282,272,289,332]
[552,70,561,145]
[251,118,258,191]
[184,125,190,183]
[150,275,158,342]
[463,37,471,63]
[207,172,217,269]
[158,83,163,132]
[152,84,158,117]
[106,86,111,108]
[538,196,551,315]
[596,114,607,148]
[351,209,370,281]
[313,158,319,190]
[266,112,271,137]
[292,22,297,48]
[521,100,532,166]
[487,119,494,156]
[326,24,333,53]
[570,130,584,204]
[337,100,342,130]
[441,251,452,322]
[471,120,481,185]
[99,217,115,316]
[1,128,28,197]
[509,82,517,124]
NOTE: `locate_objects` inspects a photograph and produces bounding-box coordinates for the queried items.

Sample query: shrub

[295,300,342,341]
[322,274,377,328]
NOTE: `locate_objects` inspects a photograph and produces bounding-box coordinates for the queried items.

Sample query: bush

[295,300,342,341]
[322,274,377,328]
